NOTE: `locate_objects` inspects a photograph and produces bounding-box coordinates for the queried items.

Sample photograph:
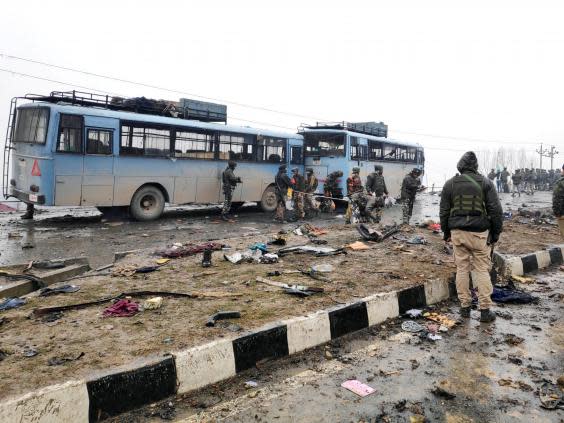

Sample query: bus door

[81,117,117,206]
[54,114,84,206]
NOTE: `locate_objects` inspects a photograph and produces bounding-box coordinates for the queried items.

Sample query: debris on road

[356,224,400,242]
[346,241,370,251]
[277,245,346,257]
[504,334,525,345]
[103,299,140,317]
[431,382,456,399]
[206,311,241,327]
[407,235,428,245]
[22,347,38,358]
[341,379,375,397]
[539,381,564,409]
[492,286,537,304]
[255,276,324,297]
[143,297,163,310]
[401,321,425,333]
[47,352,84,366]
[405,309,423,318]
[244,381,258,389]
[158,242,224,259]
[0,297,26,311]
[423,312,457,329]
[39,284,80,297]
[32,259,66,270]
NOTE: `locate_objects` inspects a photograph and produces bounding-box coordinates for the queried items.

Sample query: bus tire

[260,185,277,213]
[129,185,165,221]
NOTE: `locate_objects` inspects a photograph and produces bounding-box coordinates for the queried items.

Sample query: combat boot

[459,307,471,318]
[480,309,496,323]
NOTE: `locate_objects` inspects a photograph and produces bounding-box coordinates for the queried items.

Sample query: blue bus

[301,122,424,198]
[2,92,303,220]
[2,92,424,220]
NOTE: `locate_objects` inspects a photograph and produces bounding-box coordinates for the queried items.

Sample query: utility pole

[546,145,559,169]
[536,143,547,169]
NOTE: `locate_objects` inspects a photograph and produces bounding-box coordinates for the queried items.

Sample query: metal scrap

[206,311,241,327]
[277,245,346,257]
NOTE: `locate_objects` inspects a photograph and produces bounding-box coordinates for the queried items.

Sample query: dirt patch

[496,210,561,255]
[0,219,555,400]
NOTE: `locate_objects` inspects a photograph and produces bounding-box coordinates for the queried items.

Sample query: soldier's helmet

[228,160,237,168]
[336,171,343,177]
[374,165,383,172]
[306,167,314,174]
[279,164,287,171]
[412,168,421,175]
[291,167,299,173]
[352,167,360,174]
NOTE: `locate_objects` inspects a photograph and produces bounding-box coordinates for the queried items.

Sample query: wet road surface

[113,268,563,423]
[0,192,552,268]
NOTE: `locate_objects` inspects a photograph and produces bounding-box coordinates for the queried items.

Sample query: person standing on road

[487,169,496,183]
[511,169,523,197]
[274,164,293,222]
[345,167,364,223]
[320,170,343,212]
[221,160,242,221]
[400,168,422,224]
[440,151,503,323]
[366,164,388,223]
[552,164,564,237]
[500,167,510,193]
[291,167,306,220]
[304,168,319,217]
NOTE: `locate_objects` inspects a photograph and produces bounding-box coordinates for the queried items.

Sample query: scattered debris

[206,311,241,327]
[255,276,324,297]
[39,285,80,297]
[277,245,346,257]
[401,321,425,333]
[0,271,46,289]
[158,242,224,259]
[41,312,63,323]
[356,224,400,242]
[539,382,563,409]
[507,355,523,365]
[22,347,38,358]
[259,253,279,264]
[423,312,457,329]
[407,235,428,245]
[244,381,258,389]
[311,264,333,273]
[249,243,268,253]
[8,231,23,239]
[504,334,525,346]
[268,234,287,246]
[47,352,84,366]
[156,258,170,265]
[0,297,26,312]
[32,259,66,269]
[492,286,537,304]
[201,249,213,268]
[143,297,163,310]
[346,241,370,250]
[224,250,262,264]
[511,275,535,284]
[102,299,140,317]
[498,378,533,391]
[341,380,375,397]
[406,309,423,318]
[431,384,456,399]
[427,334,442,341]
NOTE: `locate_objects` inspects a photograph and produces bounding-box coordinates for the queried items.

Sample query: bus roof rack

[23,91,227,123]
[299,121,388,138]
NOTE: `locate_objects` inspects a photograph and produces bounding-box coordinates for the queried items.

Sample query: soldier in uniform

[487,169,496,182]
[511,169,523,197]
[321,170,343,212]
[552,164,564,237]
[500,167,510,193]
[304,168,319,217]
[440,151,503,322]
[291,167,305,220]
[274,164,293,222]
[366,164,388,223]
[345,167,364,223]
[400,168,422,224]
[221,160,242,221]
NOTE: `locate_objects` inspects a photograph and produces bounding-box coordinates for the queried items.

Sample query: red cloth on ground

[103,299,139,317]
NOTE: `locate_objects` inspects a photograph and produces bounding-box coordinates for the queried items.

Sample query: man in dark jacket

[552,164,564,237]
[511,169,523,197]
[366,164,388,223]
[221,160,242,221]
[274,164,293,222]
[500,167,510,193]
[440,151,503,322]
[400,168,422,224]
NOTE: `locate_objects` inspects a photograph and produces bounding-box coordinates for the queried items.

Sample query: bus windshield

[14,108,49,144]
[304,132,345,157]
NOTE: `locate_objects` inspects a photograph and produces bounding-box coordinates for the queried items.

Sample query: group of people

[221,161,426,225]
[487,167,561,197]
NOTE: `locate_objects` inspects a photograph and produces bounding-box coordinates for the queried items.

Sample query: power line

[0,53,325,122]
[0,53,550,147]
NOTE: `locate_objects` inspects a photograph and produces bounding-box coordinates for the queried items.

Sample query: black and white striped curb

[495,244,563,277]
[0,279,452,422]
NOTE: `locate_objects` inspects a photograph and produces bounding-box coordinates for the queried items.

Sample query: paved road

[0,192,552,268]
[114,268,563,423]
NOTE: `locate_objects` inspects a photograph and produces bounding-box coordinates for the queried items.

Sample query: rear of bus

[8,104,55,207]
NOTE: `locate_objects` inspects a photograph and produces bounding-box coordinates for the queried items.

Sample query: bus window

[350,137,367,161]
[406,147,417,162]
[383,143,397,160]
[219,133,254,161]
[304,133,345,157]
[14,107,49,144]
[175,130,215,160]
[257,136,286,163]
[291,146,303,164]
[368,140,382,161]
[57,114,84,153]
[86,129,113,155]
[120,123,171,157]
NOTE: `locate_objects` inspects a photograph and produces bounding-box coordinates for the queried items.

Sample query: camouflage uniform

[400,169,421,224]
[274,165,292,221]
[221,161,241,219]
[345,168,365,223]
[321,171,343,212]
[366,165,388,223]
[304,169,319,216]
[552,169,564,237]
[291,168,305,220]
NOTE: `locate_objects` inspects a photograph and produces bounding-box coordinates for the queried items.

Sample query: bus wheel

[130,185,165,221]
[260,185,277,212]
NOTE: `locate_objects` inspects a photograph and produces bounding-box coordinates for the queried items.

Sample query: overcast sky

[1,0,563,187]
